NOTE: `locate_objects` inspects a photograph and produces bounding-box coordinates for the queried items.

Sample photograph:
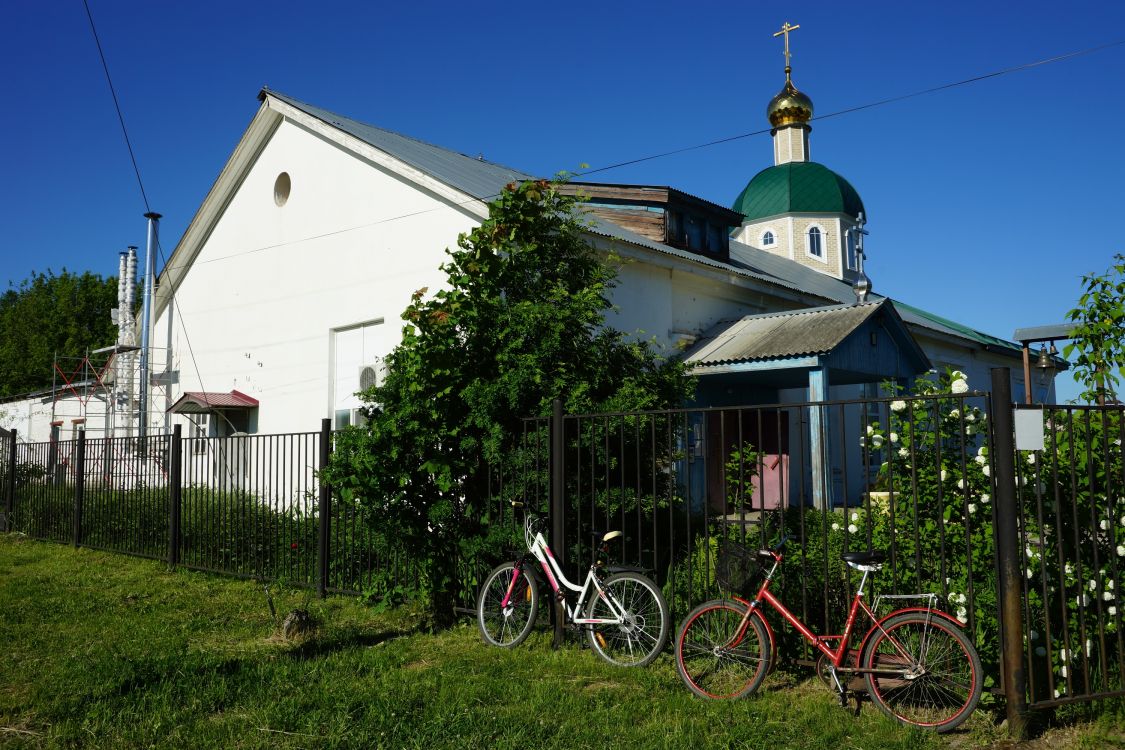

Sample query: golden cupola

[767,79,814,128]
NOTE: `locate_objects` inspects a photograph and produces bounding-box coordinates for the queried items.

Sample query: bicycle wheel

[860,612,982,732]
[675,599,771,699]
[585,572,670,667]
[476,562,539,648]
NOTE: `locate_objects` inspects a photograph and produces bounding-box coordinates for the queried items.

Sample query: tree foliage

[323,179,693,623]
[0,270,120,398]
[1065,253,1125,404]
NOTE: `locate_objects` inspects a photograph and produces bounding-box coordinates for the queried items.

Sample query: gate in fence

[0,426,12,532]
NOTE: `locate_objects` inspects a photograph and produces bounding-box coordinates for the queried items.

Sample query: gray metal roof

[684,301,886,365]
[263,89,532,200]
[1012,323,1076,342]
[264,89,1025,359]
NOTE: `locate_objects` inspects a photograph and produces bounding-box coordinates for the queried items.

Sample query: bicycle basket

[714,538,760,593]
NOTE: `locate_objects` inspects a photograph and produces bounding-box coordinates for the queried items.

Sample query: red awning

[167,390,259,414]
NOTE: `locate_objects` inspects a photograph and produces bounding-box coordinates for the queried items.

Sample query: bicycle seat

[841,550,886,570]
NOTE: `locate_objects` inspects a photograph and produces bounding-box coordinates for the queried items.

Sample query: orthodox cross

[773,22,800,81]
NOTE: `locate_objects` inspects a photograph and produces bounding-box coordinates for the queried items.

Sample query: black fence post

[3,429,15,533]
[168,425,182,566]
[73,428,86,548]
[317,418,331,599]
[550,398,565,649]
[990,367,1028,737]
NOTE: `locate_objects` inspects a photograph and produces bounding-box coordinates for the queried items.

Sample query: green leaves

[1065,253,1125,403]
[324,178,693,623]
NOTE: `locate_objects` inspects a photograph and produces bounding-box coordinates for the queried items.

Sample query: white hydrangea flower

[940,469,948,481]
[1111,606,1118,616]
[950,408,961,418]
[958,593,967,604]
[872,434,884,448]
[1065,562,1074,576]
[889,432,898,443]
[1110,579,1116,590]
[965,412,976,423]
[1087,639,1093,656]
[831,522,840,531]
[981,493,991,504]
[1054,688,1062,698]
[1028,452,1037,465]
[891,400,906,412]
[956,478,965,489]
[1118,545,1125,557]
[1101,519,1111,531]
[1105,591,1114,601]
[969,503,977,514]
[851,511,859,522]
[848,524,858,534]
[956,607,968,623]
[951,378,969,394]
[866,424,874,436]
[1090,579,1098,591]
[1059,648,1068,660]
[983,465,991,477]
[974,454,988,466]
[1061,666,1069,678]
[898,447,909,458]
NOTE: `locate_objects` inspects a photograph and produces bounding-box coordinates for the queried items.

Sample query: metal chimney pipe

[139,213,161,442]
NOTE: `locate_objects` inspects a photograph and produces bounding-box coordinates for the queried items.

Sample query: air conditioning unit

[358,359,386,391]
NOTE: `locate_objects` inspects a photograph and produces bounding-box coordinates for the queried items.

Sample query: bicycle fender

[856,606,967,661]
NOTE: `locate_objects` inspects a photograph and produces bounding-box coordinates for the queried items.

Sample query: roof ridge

[260,88,531,177]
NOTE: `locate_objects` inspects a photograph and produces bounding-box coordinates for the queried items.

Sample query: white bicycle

[475,502,670,667]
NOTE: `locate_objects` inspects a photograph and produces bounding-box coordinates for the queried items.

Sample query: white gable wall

[153,116,480,436]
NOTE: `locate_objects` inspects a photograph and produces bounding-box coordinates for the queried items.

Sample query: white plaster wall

[153,118,479,436]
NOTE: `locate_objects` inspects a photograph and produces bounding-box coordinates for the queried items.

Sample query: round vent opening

[273,172,291,206]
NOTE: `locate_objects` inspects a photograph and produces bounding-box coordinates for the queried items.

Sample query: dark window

[808,226,823,257]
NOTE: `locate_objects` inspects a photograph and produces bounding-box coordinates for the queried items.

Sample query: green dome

[732,162,865,222]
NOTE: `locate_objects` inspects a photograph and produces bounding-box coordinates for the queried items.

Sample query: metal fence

[4,369,1124,723]
[1,421,422,597]
[487,391,996,655]
[1010,402,1125,709]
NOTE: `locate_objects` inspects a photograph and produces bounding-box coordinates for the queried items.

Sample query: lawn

[0,536,1120,749]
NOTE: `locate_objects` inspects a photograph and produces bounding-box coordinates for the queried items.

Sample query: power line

[82,2,210,411]
[82,0,151,214]
[578,38,1125,177]
[151,35,1125,277]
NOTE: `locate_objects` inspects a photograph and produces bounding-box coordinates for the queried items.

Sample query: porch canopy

[167,390,259,414]
[683,299,930,392]
[684,300,931,509]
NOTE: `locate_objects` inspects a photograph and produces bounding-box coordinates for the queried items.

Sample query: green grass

[0,536,1118,749]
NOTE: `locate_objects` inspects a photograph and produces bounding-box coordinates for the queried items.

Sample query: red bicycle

[674,536,983,733]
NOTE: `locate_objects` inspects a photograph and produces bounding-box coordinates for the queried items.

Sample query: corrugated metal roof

[168,390,259,414]
[263,89,532,200]
[684,301,885,366]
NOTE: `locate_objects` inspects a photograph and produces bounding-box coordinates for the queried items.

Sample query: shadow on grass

[283,628,412,661]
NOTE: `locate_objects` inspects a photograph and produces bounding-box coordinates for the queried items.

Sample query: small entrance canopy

[683,300,930,509]
[167,390,259,414]
[684,299,930,389]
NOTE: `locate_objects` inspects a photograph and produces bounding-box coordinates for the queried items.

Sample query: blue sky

[2,1,1124,401]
